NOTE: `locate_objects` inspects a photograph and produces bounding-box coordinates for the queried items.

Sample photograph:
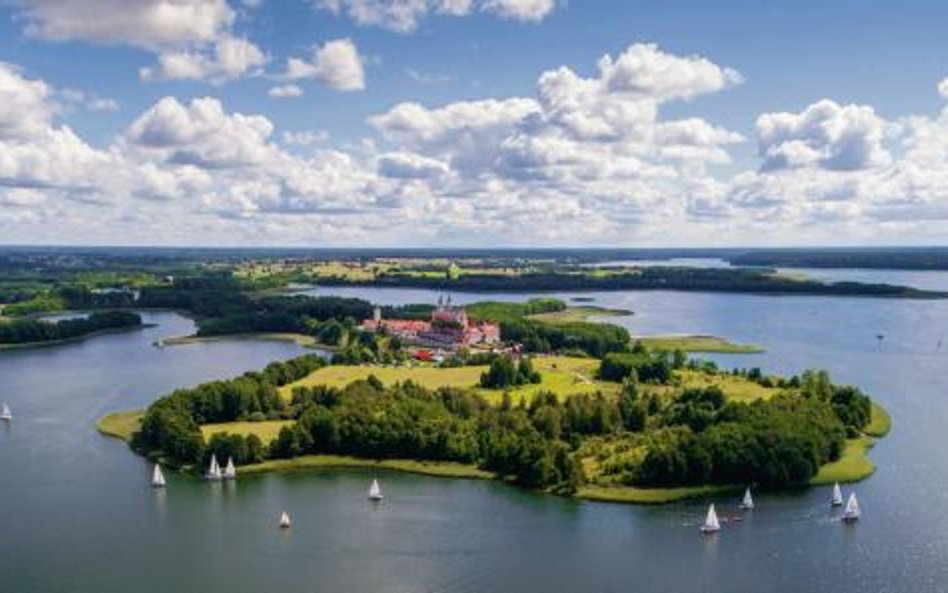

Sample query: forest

[0,311,143,345]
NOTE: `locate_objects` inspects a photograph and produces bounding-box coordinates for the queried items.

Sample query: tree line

[0,310,142,345]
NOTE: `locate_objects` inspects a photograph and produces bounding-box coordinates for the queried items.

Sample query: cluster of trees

[479,356,541,388]
[598,350,673,383]
[321,266,942,298]
[502,319,630,357]
[0,310,142,345]
[274,380,584,492]
[131,354,326,465]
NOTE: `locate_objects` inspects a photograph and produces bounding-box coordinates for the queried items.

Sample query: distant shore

[0,323,152,352]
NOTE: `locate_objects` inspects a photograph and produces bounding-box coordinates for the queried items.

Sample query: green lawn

[279,356,618,403]
[675,369,777,402]
[201,420,294,444]
[635,335,763,354]
[239,454,494,480]
[96,410,144,441]
[577,484,739,505]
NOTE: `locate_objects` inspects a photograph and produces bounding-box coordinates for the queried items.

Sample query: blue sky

[1,0,948,246]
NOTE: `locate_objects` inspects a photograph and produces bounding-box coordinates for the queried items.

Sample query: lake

[3,278,948,592]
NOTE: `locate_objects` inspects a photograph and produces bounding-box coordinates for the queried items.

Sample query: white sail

[832,482,843,506]
[223,457,236,480]
[701,503,720,533]
[740,488,754,510]
[279,511,291,529]
[368,478,383,500]
[842,493,861,521]
[152,464,166,488]
[0,403,11,421]
[206,454,222,480]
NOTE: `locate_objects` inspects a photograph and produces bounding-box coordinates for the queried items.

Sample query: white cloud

[284,38,365,91]
[124,96,276,167]
[140,35,267,83]
[756,100,891,171]
[0,62,54,141]
[939,77,948,100]
[314,0,555,33]
[377,152,449,179]
[282,130,330,145]
[14,0,235,49]
[268,84,304,98]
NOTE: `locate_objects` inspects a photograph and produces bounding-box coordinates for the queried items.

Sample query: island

[0,311,145,350]
[99,295,888,505]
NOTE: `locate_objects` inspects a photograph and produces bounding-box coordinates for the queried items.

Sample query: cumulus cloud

[314,0,555,33]
[13,0,235,49]
[284,38,365,91]
[377,152,449,179]
[268,84,304,98]
[282,130,330,145]
[756,100,891,171]
[140,35,267,83]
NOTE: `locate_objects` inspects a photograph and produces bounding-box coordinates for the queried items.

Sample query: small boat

[739,487,754,510]
[154,339,165,349]
[368,478,383,501]
[206,454,222,481]
[831,482,843,507]
[222,457,236,480]
[0,403,11,421]
[279,511,291,529]
[841,493,861,522]
[152,464,166,488]
[701,504,721,534]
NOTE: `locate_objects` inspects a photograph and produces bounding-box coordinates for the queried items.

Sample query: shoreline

[96,400,891,505]
[162,332,338,351]
[0,323,153,352]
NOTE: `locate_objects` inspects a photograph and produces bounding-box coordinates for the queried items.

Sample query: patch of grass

[675,369,777,402]
[636,335,763,354]
[866,401,891,437]
[810,436,876,485]
[96,410,144,442]
[529,306,632,324]
[239,455,494,480]
[279,356,619,403]
[163,332,336,351]
[577,484,739,505]
[201,420,294,444]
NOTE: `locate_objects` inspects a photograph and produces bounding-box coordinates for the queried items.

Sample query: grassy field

[201,420,294,444]
[635,335,763,354]
[239,455,494,480]
[577,484,739,505]
[675,369,777,402]
[279,356,618,403]
[528,306,632,324]
[96,410,144,441]
[163,332,336,351]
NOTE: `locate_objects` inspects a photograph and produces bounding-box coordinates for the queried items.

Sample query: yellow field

[201,420,295,444]
[279,356,617,403]
[676,369,777,402]
[528,306,632,324]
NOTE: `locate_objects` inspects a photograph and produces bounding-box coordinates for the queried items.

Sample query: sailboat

[368,478,383,501]
[739,487,754,510]
[279,511,291,529]
[152,464,166,488]
[841,493,861,522]
[222,457,236,480]
[831,482,843,507]
[0,403,11,421]
[701,504,721,534]
[205,454,222,481]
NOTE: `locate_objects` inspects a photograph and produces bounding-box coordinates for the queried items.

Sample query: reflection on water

[1,289,948,592]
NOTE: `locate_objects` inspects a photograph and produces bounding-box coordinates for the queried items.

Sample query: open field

[279,356,618,403]
[676,369,777,402]
[635,335,763,353]
[239,455,494,480]
[528,306,632,324]
[96,410,144,441]
[201,420,294,444]
[810,436,876,485]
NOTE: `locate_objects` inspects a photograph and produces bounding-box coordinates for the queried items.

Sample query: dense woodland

[0,311,142,345]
